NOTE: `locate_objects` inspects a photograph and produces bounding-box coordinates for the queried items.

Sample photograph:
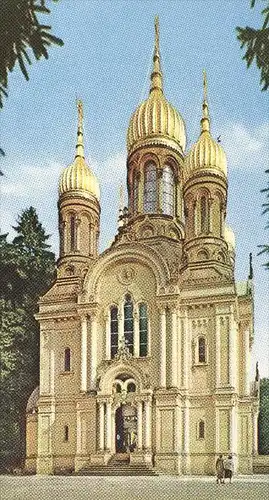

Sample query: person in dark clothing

[224,454,234,483]
[215,454,225,484]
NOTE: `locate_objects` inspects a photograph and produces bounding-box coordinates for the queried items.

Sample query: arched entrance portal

[115,404,137,453]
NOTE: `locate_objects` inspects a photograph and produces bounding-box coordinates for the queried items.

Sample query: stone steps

[74,464,158,476]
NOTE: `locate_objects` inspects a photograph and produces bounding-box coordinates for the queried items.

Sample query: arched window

[110,306,119,359]
[133,175,139,213]
[139,303,148,357]
[162,165,174,216]
[198,337,206,363]
[127,382,136,393]
[124,294,134,355]
[199,420,205,439]
[64,425,69,442]
[64,348,71,372]
[144,162,157,213]
[70,215,76,251]
[201,196,209,234]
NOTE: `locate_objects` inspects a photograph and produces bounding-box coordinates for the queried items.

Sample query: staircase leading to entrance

[74,453,158,476]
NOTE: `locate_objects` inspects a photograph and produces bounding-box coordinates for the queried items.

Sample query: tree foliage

[236,0,269,91]
[258,378,269,454]
[0,0,63,107]
[258,169,269,269]
[0,207,55,469]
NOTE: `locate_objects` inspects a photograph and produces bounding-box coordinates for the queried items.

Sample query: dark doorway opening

[115,404,137,453]
[115,405,125,452]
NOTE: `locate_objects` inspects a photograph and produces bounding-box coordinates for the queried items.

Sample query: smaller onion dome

[26,386,39,414]
[127,17,186,155]
[224,224,236,251]
[59,100,100,201]
[184,71,227,182]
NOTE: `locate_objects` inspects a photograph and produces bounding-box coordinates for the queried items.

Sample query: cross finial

[203,69,208,103]
[77,99,83,129]
[154,16,160,55]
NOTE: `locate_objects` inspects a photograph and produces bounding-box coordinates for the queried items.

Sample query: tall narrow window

[70,215,76,251]
[144,163,157,213]
[139,303,148,357]
[199,420,205,439]
[133,175,139,213]
[64,348,71,372]
[64,425,69,442]
[110,306,118,359]
[124,294,134,355]
[201,196,209,234]
[162,165,174,216]
[198,337,206,363]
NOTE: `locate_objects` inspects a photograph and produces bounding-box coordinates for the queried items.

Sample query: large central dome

[127,18,186,155]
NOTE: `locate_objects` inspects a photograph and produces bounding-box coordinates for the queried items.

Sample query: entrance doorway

[115,404,137,453]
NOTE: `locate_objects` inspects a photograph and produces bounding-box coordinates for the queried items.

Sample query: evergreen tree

[236,0,269,91]
[0,0,63,107]
[0,208,55,469]
[258,378,269,454]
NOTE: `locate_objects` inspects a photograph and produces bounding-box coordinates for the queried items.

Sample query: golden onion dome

[224,224,236,251]
[127,17,186,155]
[59,100,100,201]
[184,71,227,182]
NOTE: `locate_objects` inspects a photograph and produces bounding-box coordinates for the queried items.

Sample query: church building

[25,18,259,475]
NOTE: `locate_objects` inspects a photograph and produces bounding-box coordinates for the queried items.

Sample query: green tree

[236,0,269,91]
[258,378,269,454]
[0,208,55,469]
[0,0,63,107]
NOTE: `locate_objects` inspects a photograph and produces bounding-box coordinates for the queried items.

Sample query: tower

[183,72,234,276]
[58,100,100,277]
[123,17,186,244]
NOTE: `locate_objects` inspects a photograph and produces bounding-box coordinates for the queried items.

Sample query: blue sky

[1,0,268,377]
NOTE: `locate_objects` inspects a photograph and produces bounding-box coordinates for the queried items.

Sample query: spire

[248,252,253,280]
[75,99,85,159]
[118,183,124,228]
[150,16,163,94]
[201,70,210,133]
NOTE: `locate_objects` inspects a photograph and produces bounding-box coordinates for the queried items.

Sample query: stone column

[183,402,190,473]
[99,402,105,451]
[244,328,250,394]
[215,407,219,453]
[228,311,236,388]
[177,312,182,388]
[105,313,110,360]
[252,411,258,455]
[49,349,55,396]
[159,308,167,387]
[76,411,81,455]
[215,314,221,388]
[90,313,97,390]
[106,401,112,451]
[174,404,180,452]
[144,400,151,450]
[171,308,178,387]
[137,401,143,451]
[134,309,140,357]
[80,315,88,392]
[230,405,237,456]
[111,410,116,454]
[183,311,189,389]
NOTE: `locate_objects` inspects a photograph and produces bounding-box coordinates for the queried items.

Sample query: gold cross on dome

[203,70,208,102]
[77,99,83,128]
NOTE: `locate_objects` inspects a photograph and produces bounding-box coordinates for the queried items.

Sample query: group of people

[216,454,234,484]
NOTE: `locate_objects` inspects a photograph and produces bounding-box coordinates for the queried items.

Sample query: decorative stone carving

[118,266,136,285]
[114,337,132,361]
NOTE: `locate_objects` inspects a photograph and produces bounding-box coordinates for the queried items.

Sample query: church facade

[25,19,259,475]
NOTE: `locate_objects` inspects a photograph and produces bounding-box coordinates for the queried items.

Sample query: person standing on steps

[215,454,225,484]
